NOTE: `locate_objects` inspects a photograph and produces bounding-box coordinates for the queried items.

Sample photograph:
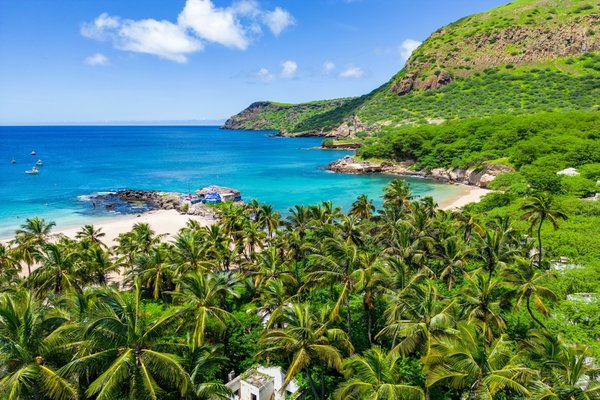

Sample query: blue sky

[0,0,509,124]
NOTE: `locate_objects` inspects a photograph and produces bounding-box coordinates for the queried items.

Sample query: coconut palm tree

[170,228,207,276]
[61,283,189,399]
[28,242,81,296]
[460,271,508,343]
[336,214,364,246]
[378,280,454,358]
[0,290,77,400]
[12,217,56,276]
[424,323,536,400]
[475,227,519,283]
[203,225,233,270]
[0,244,20,287]
[259,303,353,400]
[521,193,568,267]
[127,242,175,300]
[286,205,312,238]
[258,203,281,239]
[305,236,361,340]
[242,220,266,261]
[525,334,600,399]
[75,224,107,248]
[435,236,471,290]
[383,179,413,210]
[15,217,56,246]
[349,194,375,220]
[171,271,240,350]
[114,222,164,268]
[250,246,297,292]
[185,344,232,399]
[77,245,115,286]
[502,258,558,328]
[335,346,425,400]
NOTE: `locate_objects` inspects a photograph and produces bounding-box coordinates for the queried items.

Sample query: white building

[227,365,301,400]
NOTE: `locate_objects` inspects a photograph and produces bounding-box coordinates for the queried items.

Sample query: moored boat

[30,150,36,156]
[36,159,43,166]
[25,166,39,175]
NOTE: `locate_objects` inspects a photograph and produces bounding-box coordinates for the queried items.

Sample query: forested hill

[223,0,600,134]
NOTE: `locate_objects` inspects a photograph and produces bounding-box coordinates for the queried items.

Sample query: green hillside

[223,0,600,134]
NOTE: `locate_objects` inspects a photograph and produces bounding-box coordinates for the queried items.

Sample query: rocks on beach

[327,156,513,188]
[89,189,226,218]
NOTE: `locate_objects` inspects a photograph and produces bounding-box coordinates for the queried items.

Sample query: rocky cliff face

[328,157,513,188]
[222,98,356,134]
[325,116,380,138]
[392,6,599,95]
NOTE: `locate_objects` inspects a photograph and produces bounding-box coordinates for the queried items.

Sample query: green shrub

[562,175,598,197]
[321,139,334,148]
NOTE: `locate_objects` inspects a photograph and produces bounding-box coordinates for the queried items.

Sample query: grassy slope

[224,0,599,132]
[222,98,358,134]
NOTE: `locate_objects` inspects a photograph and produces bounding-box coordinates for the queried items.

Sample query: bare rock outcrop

[328,157,514,188]
[327,116,380,138]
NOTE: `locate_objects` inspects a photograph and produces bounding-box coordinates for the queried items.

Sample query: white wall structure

[226,365,300,400]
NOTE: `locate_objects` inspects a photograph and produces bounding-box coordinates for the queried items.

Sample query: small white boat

[30,151,36,156]
[11,158,16,164]
[25,166,39,175]
[36,159,43,166]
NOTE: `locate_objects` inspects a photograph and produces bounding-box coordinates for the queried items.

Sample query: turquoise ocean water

[0,126,464,238]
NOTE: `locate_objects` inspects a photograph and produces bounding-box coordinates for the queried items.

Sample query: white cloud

[81,13,120,40]
[118,19,203,62]
[280,60,297,78]
[339,65,364,79]
[84,53,109,66]
[263,7,294,36]
[256,60,297,81]
[257,67,275,81]
[231,0,261,18]
[178,0,249,50]
[323,61,335,74]
[81,0,294,63]
[399,38,421,62]
[81,14,202,63]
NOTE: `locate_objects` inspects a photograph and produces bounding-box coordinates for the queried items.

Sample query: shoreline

[1,209,216,246]
[438,185,492,210]
[1,184,489,244]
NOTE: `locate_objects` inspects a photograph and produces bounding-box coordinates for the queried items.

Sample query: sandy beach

[57,210,216,247]
[440,185,492,210]
[1,210,216,247]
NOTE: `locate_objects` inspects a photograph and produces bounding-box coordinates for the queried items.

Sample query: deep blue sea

[0,126,464,237]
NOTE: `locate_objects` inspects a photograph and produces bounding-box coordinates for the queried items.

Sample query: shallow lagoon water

[0,126,464,237]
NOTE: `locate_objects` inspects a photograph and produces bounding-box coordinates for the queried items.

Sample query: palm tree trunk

[304,367,320,400]
[346,295,352,342]
[526,293,546,329]
[364,300,373,344]
[319,361,326,399]
[537,219,544,267]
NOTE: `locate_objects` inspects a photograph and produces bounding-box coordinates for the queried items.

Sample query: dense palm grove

[0,180,598,400]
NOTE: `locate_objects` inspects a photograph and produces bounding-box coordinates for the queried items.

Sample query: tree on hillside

[172,271,240,350]
[62,284,189,399]
[349,194,375,220]
[424,324,536,400]
[502,258,557,328]
[521,193,568,267]
[0,291,76,400]
[335,346,424,400]
[259,303,353,400]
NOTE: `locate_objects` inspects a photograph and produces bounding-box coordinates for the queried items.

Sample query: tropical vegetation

[1,178,599,399]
